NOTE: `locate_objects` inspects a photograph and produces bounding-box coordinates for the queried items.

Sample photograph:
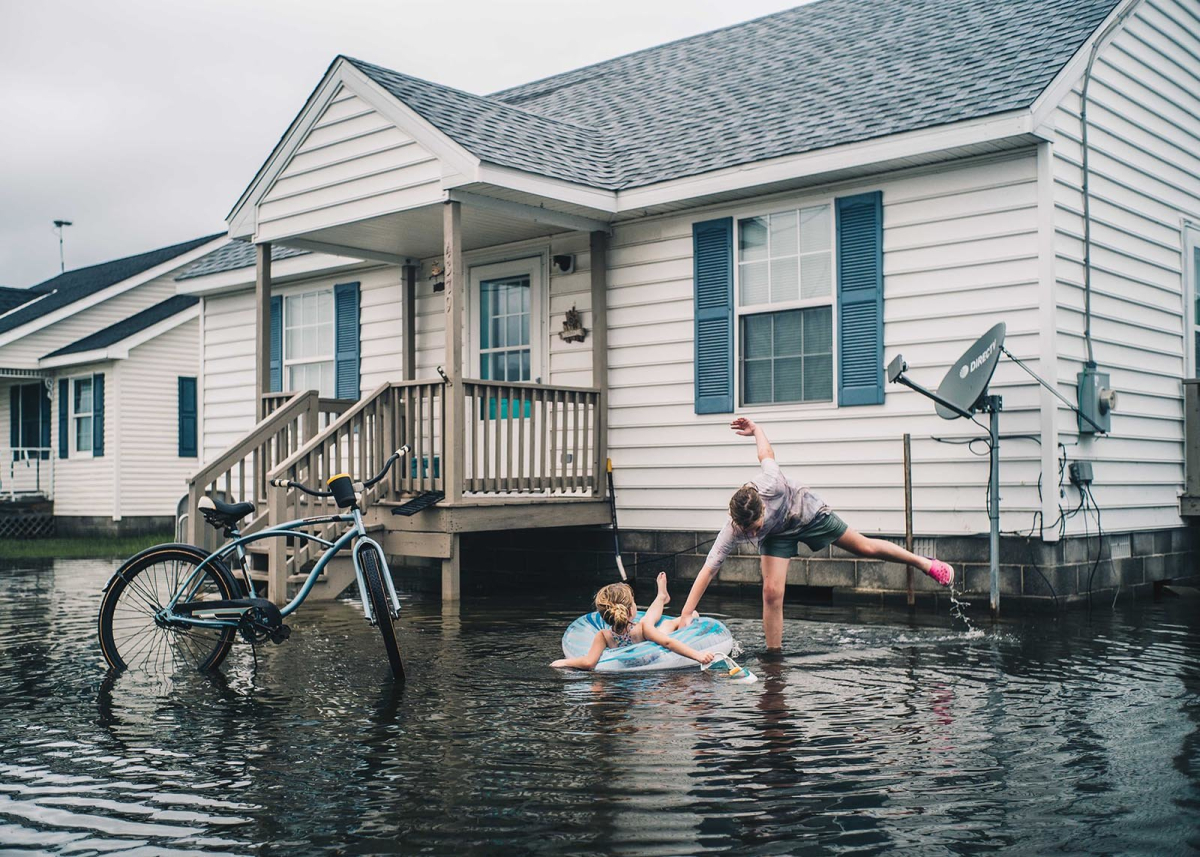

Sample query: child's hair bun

[595,582,635,634]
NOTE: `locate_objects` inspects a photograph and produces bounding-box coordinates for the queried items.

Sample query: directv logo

[959,339,998,379]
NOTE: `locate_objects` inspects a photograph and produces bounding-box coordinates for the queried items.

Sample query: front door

[469,257,544,385]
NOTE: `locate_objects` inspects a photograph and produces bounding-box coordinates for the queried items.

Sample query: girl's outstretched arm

[643,620,715,665]
[551,631,608,670]
[731,417,774,462]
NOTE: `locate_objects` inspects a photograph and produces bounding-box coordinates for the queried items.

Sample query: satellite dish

[934,322,1006,420]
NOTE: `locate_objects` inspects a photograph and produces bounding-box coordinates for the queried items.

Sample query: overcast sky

[0,0,804,288]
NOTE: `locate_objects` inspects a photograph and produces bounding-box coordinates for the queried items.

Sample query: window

[736,204,834,405]
[479,274,532,383]
[284,289,335,397]
[73,377,93,455]
[10,383,50,459]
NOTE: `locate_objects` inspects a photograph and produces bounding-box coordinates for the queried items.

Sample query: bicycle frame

[161,507,401,630]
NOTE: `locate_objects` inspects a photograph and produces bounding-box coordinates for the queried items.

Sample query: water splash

[947,578,977,635]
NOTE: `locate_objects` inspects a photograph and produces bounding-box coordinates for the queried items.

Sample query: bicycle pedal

[270,624,291,645]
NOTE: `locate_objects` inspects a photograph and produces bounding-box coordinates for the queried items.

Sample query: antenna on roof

[52,220,73,273]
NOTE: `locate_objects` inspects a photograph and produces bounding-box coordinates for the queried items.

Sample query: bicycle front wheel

[359,545,404,681]
[98,545,239,675]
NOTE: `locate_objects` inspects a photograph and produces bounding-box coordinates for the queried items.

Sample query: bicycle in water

[97,446,410,681]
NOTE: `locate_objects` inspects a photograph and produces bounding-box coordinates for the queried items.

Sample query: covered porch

[0,369,53,501]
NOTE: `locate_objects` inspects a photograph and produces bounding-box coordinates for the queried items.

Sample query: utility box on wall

[1077,365,1115,434]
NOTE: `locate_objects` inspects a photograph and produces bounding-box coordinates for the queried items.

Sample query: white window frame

[70,375,94,459]
[466,256,546,384]
[282,287,336,397]
[733,201,838,411]
[1184,224,1199,379]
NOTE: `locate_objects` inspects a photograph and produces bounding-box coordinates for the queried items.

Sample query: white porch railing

[1,448,53,500]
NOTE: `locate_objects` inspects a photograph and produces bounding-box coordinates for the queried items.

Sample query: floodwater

[1,559,1198,856]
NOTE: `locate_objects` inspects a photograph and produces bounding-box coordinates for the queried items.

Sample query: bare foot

[656,571,670,605]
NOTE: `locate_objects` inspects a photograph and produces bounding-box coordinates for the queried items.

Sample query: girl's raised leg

[833,528,954,585]
[641,572,671,629]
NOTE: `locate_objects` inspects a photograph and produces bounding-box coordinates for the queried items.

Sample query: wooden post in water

[903,433,915,607]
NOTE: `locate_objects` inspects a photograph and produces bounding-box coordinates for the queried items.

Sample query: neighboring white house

[0,235,225,535]
[180,0,1199,602]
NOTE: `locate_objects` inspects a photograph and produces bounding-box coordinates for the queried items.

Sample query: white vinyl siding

[118,319,202,517]
[256,88,443,243]
[1049,0,1200,535]
[606,152,1043,535]
[51,360,114,518]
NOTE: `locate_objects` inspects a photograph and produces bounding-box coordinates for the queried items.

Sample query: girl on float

[551,573,717,670]
[677,417,954,656]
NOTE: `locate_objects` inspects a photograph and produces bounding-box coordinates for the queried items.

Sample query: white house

[0,235,225,536]
[180,0,1199,604]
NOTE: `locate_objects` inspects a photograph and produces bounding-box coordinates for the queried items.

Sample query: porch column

[402,263,417,382]
[590,231,609,499]
[254,243,272,421]
[442,201,464,601]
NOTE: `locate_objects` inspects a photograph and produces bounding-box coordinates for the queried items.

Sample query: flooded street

[1,558,1198,855]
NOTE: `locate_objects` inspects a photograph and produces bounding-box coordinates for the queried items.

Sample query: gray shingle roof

[0,286,42,315]
[175,240,309,281]
[353,0,1119,190]
[0,235,220,336]
[45,295,199,359]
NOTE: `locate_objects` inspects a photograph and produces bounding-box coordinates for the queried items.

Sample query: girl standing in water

[677,418,954,654]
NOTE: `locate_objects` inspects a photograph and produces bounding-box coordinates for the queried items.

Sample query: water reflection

[0,558,1197,855]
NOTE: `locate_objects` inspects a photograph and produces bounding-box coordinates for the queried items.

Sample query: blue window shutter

[269,295,283,392]
[92,373,105,457]
[178,376,198,457]
[836,191,884,406]
[334,281,361,400]
[693,218,734,414]
[58,379,68,459]
[8,387,17,456]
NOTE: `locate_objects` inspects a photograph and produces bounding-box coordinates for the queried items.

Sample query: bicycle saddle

[197,495,255,527]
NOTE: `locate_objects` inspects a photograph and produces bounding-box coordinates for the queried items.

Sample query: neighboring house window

[736,205,834,405]
[284,289,335,397]
[9,383,50,459]
[479,274,532,382]
[72,377,93,455]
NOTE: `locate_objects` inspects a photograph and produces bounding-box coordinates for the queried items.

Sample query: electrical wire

[1084,484,1109,610]
[620,536,719,574]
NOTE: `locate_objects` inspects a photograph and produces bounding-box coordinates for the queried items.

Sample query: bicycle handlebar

[269,444,411,496]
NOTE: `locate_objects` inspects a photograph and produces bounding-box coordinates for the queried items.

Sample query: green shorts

[761,512,848,558]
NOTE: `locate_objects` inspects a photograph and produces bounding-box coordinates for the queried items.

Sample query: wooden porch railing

[461,380,601,495]
[185,390,352,548]
[1184,379,1199,517]
[265,380,446,592]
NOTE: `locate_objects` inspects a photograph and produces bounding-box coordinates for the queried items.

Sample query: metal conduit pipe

[1079,0,1145,366]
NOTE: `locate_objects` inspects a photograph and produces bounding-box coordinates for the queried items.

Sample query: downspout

[1079,0,1145,366]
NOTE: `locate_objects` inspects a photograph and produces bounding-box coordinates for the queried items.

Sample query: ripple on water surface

[0,558,1198,855]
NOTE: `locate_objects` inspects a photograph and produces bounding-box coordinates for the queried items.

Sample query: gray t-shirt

[704,458,829,570]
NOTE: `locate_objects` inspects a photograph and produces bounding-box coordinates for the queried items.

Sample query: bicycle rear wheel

[98,545,239,674]
[359,545,405,680]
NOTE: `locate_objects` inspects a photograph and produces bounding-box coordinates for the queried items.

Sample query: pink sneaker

[924,558,954,587]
